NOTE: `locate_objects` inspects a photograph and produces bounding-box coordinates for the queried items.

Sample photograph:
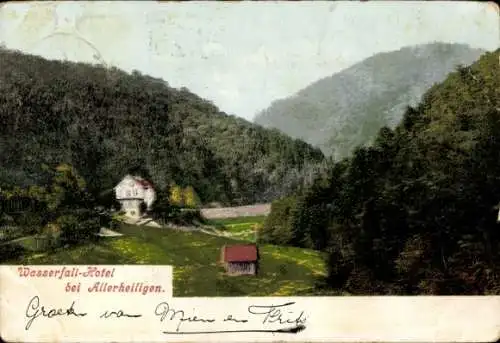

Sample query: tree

[169,183,184,207]
[183,186,200,208]
[151,187,176,224]
[46,164,100,246]
[267,50,500,294]
[47,163,94,212]
[259,196,298,246]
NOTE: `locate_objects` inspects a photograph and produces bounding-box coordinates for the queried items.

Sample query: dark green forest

[259,49,500,294]
[0,48,324,206]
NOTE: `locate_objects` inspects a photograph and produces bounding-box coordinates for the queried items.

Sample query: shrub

[41,223,62,249]
[57,211,100,245]
[174,208,204,225]
[15,212,46,235]
[0,243,26,263]
[109,212,124,231]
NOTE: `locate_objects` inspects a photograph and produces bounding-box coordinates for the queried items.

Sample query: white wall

[120,199,142,218]
[115,176,156,216]
[144,188,156,209]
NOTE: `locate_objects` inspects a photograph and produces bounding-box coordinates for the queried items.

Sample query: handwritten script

[24,295,307,335]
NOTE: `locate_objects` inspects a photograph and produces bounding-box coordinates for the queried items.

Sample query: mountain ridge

[254,42,487,158]
[0,48,324,206]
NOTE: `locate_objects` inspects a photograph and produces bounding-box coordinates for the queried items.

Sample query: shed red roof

[222,244,258,262]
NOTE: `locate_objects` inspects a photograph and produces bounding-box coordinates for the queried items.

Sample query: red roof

[222,244,258,262]
[133,177,153,189]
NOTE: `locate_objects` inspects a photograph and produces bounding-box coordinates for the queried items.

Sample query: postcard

[0,1,499,342]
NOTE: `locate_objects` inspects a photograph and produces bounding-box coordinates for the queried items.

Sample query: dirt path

[201,203,270,219]
[96,228,123,237]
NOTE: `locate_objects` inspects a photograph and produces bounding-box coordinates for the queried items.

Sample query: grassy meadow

[208,215,267,242]
[2,217,329,296]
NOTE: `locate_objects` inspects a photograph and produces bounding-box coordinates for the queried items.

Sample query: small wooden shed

[220,244,259,276]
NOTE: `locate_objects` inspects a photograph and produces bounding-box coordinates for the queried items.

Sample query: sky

[0,1,498,121]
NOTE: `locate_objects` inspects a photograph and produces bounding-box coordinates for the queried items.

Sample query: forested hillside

[259,49,500,294]
[0,48,324,205]
[255,43,485,158]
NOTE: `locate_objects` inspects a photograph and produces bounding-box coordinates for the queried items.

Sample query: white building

[114,175,156,219]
